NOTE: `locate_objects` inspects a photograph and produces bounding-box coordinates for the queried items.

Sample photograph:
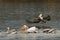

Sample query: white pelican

[5,27,10,34]
[43,28,56,33]
[48,28,56,33]
[5,27,16,34]
[43,29,50,33]
[26,26,38,33]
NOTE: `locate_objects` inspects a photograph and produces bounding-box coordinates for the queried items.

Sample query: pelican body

[26,26,38,33]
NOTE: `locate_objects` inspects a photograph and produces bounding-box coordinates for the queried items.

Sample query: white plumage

[26,26,38,33]
[38,14,43,20]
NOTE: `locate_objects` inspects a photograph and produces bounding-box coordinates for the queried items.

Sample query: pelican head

[38,14,43,20]
[7,27,10,30]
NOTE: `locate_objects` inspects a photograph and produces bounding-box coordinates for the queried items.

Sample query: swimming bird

[26,14,51,23]
[5,27,10,34]
[19,25,29,31]
[43,28,56,33]
[5,27,16,34]
[26,26,38,33]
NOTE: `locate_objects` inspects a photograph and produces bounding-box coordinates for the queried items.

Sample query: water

[0,19,60,40]
[0,30,60,40]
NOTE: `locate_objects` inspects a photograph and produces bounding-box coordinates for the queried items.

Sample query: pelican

[26,26,38,33]
[43,29,50,33]
[48,28,56,33]
[5,27,16,34]
[26,14,51,23]
[43,28,56,33]
[19,25,29,31]
[5,27,10,34]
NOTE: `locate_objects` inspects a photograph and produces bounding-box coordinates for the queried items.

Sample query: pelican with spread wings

[26,14,51,23]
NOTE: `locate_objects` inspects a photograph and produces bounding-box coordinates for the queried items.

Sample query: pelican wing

[26,18,40,23]
[43,15,51,21]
